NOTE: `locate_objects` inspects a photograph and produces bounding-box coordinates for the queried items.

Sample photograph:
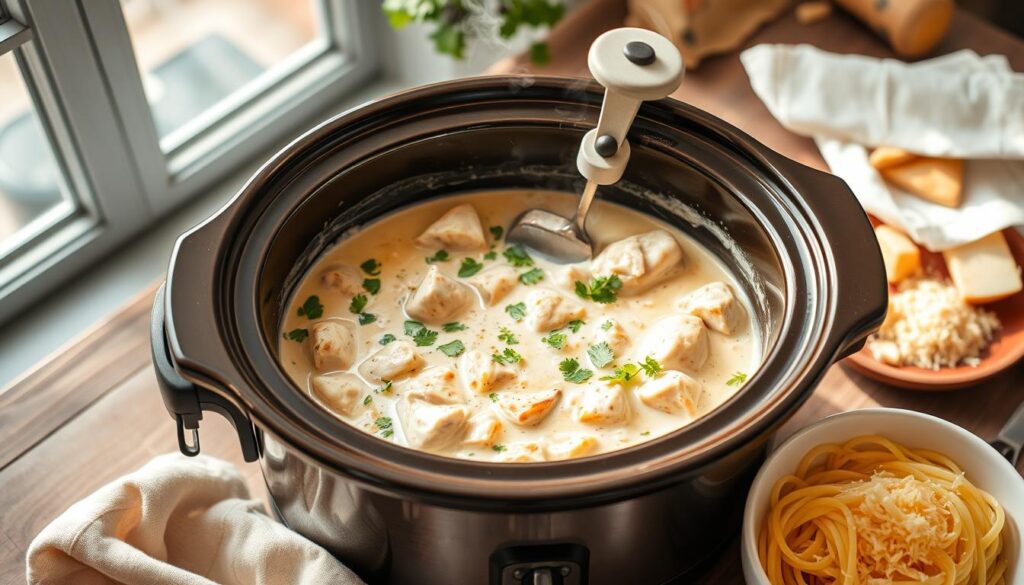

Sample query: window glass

[0,51,74,258]
[121,0,319,141]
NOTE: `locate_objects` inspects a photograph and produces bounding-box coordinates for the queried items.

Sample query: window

[0,0,376,323]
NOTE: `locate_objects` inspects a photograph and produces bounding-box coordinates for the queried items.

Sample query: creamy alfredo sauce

[279,191,759,462]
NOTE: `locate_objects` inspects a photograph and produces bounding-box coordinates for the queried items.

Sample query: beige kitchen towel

[26,453,365,585]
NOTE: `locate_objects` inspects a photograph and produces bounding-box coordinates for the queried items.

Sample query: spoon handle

[572,180,599,234]
[991,399,1024,466]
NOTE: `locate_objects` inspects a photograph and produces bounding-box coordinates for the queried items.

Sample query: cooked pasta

[758,435,1008,585]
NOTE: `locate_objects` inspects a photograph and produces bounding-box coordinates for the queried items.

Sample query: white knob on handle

[577,28,684,185]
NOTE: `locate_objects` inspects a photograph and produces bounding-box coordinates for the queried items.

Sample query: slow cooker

[151,76,887,584]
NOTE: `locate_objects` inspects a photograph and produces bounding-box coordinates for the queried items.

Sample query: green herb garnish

[438,339,466,357]
[379,333,396,345]
[404,320,439,346]
[358,313,377,325]
[600,363,641,385]
[363,395,372,406]
[567,319,585,333]
[541,332,567,350]
[459,257,484,278]
[519,267,545,285]
[297,295,324,319]
[374,380,393,394]
[375,416,394,438]
[505,302,526,322]
[484,250,498,261]
[492,347,522,366]
[443,322,467,332]
[498,327,519,345]
[488,392,498,402]
[492,444,507,453]
[503,244,534,267]
[426,249,450,264]
[363,278,381,295]
[285,328,309,342]
[574,275,622,304]
[587,342,614,368]
[559,358,593,384]
[600,320,614,331]
[489,225,504,240]
[727,371,748,386]
[349,294,368,314]
[639,356,662,377]
[360,259,381,275]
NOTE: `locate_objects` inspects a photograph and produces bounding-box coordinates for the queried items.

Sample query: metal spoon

[508,28,684,263]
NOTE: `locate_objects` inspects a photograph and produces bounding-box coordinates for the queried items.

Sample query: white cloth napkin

[26,453,365,585]
[740,43,1024,251]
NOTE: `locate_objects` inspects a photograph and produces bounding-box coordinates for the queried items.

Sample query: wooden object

[835,0,954,57]
[0,3,1021,583]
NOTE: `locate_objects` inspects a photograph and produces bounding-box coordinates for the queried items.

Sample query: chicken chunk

[459,350,517,394]
[319,264,363,297]
[358,340,424,382]
[468,265,518,306]
[310,372,366,417]
[594,319,630,355]
[545,434,598,460]
[496,441,546,463]
[525,289,587,332]
[310,321,356,372]
[462,412,503,447]
[636,370,703,417]
[402,366,464,405]
[415,204,487,251]
[556,264,591,291]
[678,282,745,335]
[494,389,561,427]
[401,401,469,451]
[406,265,472,324]
[590,230,684,296]
[574,382,630,425]
[637,315,709,372]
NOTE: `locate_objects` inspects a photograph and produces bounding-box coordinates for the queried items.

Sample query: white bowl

[741,408,1024,585]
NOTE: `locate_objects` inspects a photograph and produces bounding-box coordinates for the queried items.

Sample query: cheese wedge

[875,225,920,283]
[869,146,917,170]
[942,231,1022,304]
[880,157,963,208]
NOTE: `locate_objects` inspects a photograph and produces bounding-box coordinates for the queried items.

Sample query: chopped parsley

[488,392,498,403]
[360,259,381,276]
[375,380,393,394]
[358,313,377,325]
[492,444,507,453]
[559,358,593,384]
[640,431,651,436]
[600,363,641,385]
[349,294,368,314]
[503,244,534,267]
[727,371,748,386]
[442,322,467,332]
[404,320,439,346]
[438,339,466,357]
[374,416,394,438]
[566,319,585,333]
[541,332,567,350]
[587,342,614,368]
[483,250,498,261]
[498,327,519,345]
[492,347,523,366]
[363,395,372,406]
[489,225,504,240]
[362,278,381,295]
[505,302,526,321]
[297,295,324,319]
[425,249,450,264]
[285,328,309,342]
[574,275,623,304]
[379,333,396,345]
[458,257,484,278]
[519,267,545,285]
[601,320,614,331]
[639,355,663,377]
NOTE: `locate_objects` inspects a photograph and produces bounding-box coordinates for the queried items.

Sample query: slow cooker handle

[151,283,260,462]
[770,156,889,359]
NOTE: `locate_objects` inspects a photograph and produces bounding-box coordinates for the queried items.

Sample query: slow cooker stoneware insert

[151,76,887,585]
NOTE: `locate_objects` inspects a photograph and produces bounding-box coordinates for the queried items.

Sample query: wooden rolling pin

[834,0,954,58]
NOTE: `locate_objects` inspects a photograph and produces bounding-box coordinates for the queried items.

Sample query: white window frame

[0,0,378,324]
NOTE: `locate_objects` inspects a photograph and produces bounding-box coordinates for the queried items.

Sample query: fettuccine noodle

[758,435,1008,585]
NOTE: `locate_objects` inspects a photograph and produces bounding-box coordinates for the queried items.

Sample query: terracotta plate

[844,222,1024,391]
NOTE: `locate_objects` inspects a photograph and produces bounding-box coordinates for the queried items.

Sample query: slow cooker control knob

[577,27,684,186]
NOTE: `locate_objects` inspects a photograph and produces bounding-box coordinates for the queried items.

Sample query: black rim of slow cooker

[210,77,837,509]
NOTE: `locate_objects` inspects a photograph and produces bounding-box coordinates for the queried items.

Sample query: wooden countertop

[1,2,1021,583]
